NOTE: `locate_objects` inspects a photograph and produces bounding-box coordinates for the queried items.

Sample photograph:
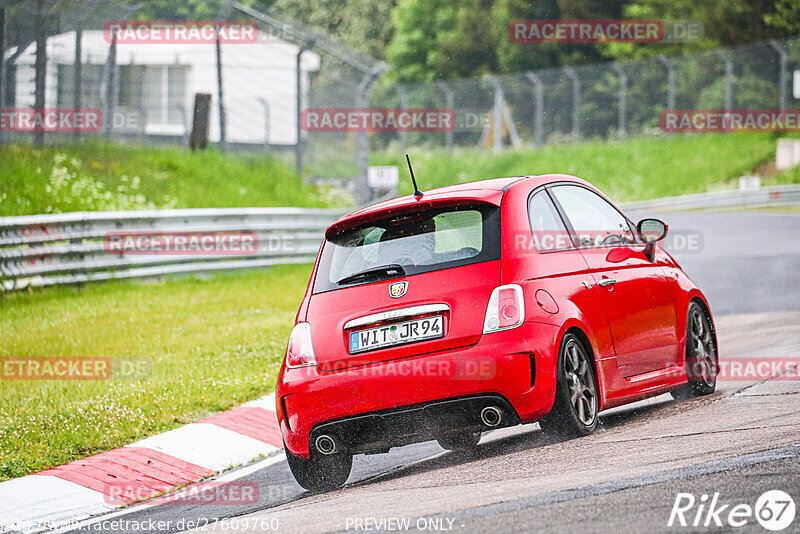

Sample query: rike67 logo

[669,490,796,531]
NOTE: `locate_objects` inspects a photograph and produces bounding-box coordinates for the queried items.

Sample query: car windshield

[314,204,500,292]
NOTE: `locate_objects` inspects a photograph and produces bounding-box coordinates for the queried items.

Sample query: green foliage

[255,0,396,61]
[0,141,338,216]
[387,0,500,82]
[696,68,780,109]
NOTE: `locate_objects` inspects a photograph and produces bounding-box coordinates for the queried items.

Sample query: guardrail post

[434,81,454,152]
[563,66,580,140]
[524,72,544,149]
[611,63,627,139]
[768,40,788,110]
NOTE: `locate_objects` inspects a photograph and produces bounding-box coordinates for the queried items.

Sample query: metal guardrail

[0,208,344,291]
[621,184,800,212]
[1,185,799,291]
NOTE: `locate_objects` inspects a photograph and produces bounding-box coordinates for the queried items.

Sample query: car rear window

[313,204,500,293]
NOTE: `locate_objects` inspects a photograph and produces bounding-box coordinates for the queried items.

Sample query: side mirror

[637,218,668,262]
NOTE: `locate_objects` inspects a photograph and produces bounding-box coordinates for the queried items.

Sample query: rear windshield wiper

[336,264,405,286]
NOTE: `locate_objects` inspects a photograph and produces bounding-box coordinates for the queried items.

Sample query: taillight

[285,322,316,368]
[483,284,525,333]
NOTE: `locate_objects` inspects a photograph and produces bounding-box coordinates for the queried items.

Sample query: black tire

[437,431,481,451]
[539,332,599,438]
[285,446,352,492]
[672,301,718,401]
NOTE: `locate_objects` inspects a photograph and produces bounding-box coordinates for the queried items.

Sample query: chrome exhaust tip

[315,434,337,455]
[480,406,502,428]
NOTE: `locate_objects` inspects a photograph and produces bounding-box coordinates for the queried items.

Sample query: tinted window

[528,190,571,252]
[314,204,500,293]
[550,185,635,248]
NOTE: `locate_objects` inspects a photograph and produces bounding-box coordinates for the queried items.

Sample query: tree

[387,0,499,81]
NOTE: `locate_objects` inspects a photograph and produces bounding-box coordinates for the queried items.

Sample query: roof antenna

[406,154,423,198]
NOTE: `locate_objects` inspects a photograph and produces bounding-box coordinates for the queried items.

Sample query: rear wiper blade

[336,264,405,285]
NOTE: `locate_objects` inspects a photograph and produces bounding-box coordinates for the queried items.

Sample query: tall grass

[372,134,778,202]
[0,141,338,216]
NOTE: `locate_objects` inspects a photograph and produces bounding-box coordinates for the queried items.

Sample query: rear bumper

[276,322,560,458]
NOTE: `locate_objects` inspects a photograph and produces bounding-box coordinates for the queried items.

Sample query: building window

[145,65,188,126]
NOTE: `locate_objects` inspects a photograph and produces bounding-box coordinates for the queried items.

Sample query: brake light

[285,322,316,368]
[483,284,525,333]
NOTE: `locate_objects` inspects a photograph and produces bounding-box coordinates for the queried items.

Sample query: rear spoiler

[325,193,503,240]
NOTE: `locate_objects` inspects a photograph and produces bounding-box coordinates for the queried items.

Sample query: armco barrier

[621,184,800,212]
[1,186,799,291]
[0,208,343,291]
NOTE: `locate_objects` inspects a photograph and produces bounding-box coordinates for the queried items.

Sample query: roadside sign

[367,166,399,189]
[738,176,761,191]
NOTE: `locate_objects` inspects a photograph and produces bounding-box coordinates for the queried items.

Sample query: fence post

[611,63,627,139]
[33,0,48,147]
[215,23,226,151]
[768,40,787,110]
[658,56,675,137]
[396,84,409,153]
[563,66,580,139]
[295,41,313,176]
[73,26,82,140]
[485,76,504,153]
[716,50,733,111]
[434,81,454,152]
[258,97,270,147]
[103,30,117,137]
[355,65,385,203]
[524,72,544,148]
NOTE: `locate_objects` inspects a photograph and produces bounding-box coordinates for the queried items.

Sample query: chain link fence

[2,3,800,192]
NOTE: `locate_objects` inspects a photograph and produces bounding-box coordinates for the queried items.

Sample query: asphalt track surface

[60,210,800,534]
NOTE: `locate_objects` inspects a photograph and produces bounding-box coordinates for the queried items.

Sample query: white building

[6,29,320,146]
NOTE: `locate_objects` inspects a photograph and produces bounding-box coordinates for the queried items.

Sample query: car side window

[528,190,572,252]
[550,185,635,248]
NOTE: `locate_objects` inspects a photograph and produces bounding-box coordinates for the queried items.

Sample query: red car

[276,174,718,491]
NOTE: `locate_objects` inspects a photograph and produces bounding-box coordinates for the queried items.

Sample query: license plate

[348,315,444,354]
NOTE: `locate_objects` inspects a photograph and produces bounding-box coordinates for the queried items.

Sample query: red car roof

[325,174,588,238]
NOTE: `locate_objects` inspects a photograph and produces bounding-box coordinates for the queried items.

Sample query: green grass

[772,163,800,186]
[0,265,311,480]
[0,141,341,216]
[372,133,778,202]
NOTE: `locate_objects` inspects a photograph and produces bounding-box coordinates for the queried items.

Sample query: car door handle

[598,278,616,287]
